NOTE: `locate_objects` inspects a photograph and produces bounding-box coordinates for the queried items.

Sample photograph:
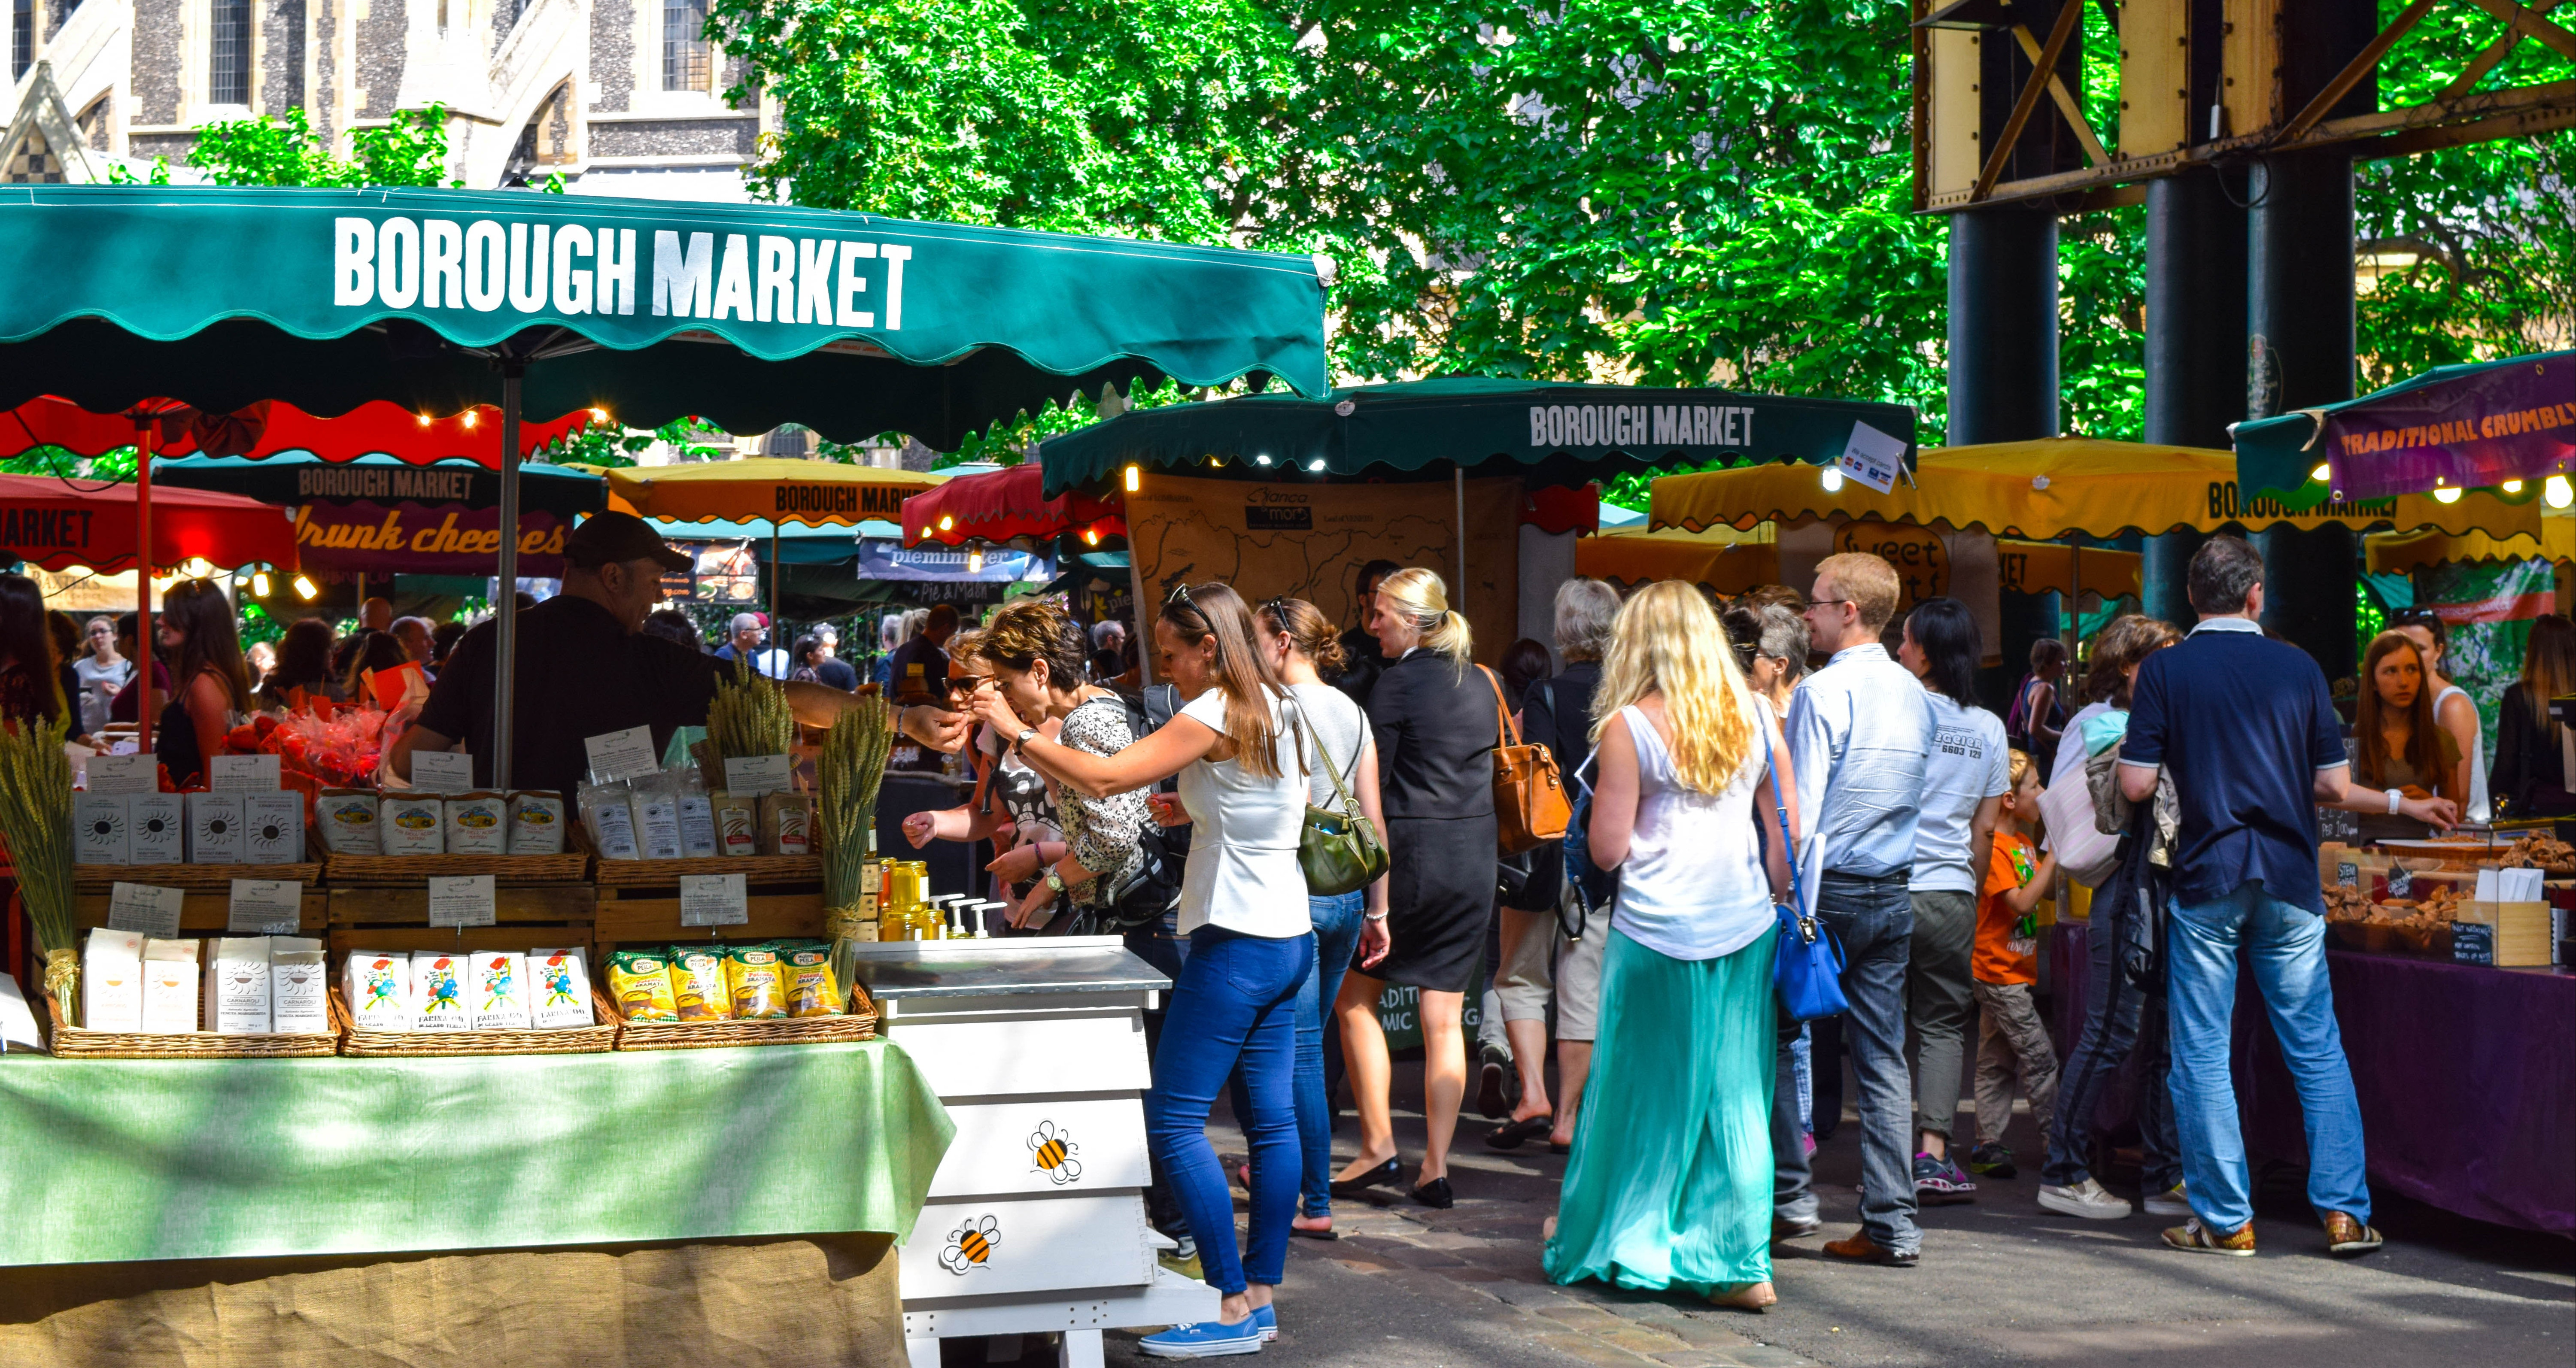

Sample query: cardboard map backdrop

[1123,475,1523,667]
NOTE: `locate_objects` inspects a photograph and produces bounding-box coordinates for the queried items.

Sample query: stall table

[2051,920,2574,1237]
[0,1040,952,1365]
[851,937,1215,1368]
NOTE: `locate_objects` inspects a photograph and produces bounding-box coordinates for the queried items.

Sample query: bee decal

[1027,1121,1082,1185]
[939,1215,1000,1274]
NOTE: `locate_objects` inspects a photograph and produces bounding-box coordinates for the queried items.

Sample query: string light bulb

[1123,464,1141,493]
[1820,466,1845,494]
[2503,479,2525,494]
[966,544,985,574]
[180,557,214,579]
[252,570,272,597]
[2547,475,2573,510]
[292,574,319,600]
[462,411,478,428]
[2433,485,2463,504]
[1082,528,1100,546]
[2309,462,2332,482]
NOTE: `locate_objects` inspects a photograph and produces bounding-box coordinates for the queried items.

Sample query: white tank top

[1608,697,1777,962]
[2433,684,2489,823]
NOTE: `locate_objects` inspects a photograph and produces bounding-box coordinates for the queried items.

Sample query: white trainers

[2143,1182,2191,1217]
[2039,1177,2134,1220]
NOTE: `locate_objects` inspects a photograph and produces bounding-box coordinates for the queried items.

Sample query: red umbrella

[901,461,1124,547]
[0,394,595,466]
[0,473,297,573]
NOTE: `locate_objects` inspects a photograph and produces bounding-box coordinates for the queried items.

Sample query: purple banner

[293,502,569,576]
[2325,355,2575,500]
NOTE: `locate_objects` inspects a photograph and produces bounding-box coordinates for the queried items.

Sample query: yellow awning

[1995,540,2141,600]
[603,460,948,527]
[1577,526,1778,593]
[1649,439,2544,541]
[2364,520,2576,575]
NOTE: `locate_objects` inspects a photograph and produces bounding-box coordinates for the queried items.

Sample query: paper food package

[128,794,186,865]
[711,793,759,856]
[314,790,382,856]
[73,793,128,866]
[410,950,469,1030]
[525,946,595,1029]
[140,938,201,1033]
[667,947,732,1022]
[677,791,720,858]
[186,793,245,865]
[269,940,328,1034]
[379,795,447,855]
[471,950,531,1030]
[241,792,305,865]
[577,783,640,860]
[507,791,566,855]
[344,950,413,1032]
[632,779,686,861]
[446,792,511,856]
[80,927,146,1031]
[760,792,815,857]
[202,937,275,1034]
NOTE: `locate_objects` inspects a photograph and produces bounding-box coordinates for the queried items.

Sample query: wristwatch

[1044,868,1068,893]
[1015,727,1042,753]
[2386,788,2403,815]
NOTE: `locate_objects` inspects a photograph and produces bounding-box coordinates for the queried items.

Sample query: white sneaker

[2143,1182,2191,1217]
[2039,1178,2134,1220]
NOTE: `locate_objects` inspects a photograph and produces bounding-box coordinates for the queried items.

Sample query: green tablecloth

[0,1041,952,1267]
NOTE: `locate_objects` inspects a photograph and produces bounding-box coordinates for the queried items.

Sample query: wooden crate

[592,859,827,955]
[327,882,596,961]
[74,863,323,893]
[324,851,589,885]
[75,888,329,936]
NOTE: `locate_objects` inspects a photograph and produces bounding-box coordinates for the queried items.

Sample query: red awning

[902,462,1124,546]
[1522,482,1601,535]
[0,473,298,573]
[0,395,595,466]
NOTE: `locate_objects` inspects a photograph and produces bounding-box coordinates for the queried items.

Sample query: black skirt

[1364,813,1498,993]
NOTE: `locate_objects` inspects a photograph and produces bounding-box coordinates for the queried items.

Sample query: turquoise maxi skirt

[1543,924,1778,1295]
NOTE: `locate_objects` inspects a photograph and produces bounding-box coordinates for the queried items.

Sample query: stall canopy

[2,394,592,464]
[1577,525,2141,600]
[901,461,1123,548]
[1038,376,1919,495]
[2364,524,2576,576]
[0,473,296,572]
[1650,439,2549,540]
[607,460,946,528]
[151,452,605,577]
[2235,350,2576,508]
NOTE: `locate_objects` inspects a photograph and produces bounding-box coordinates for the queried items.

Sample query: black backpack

[1073,687,1188,933]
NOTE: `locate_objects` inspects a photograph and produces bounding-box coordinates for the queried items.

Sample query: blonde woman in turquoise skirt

[1543,580,1799,1313]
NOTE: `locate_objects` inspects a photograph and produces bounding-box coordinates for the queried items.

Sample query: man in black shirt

[393,513,964,796]
[1332,559,1402,710]
[811,625,862,692]
[889,604,960,706]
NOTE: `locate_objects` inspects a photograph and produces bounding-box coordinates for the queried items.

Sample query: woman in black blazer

[1330,567,1496,1210]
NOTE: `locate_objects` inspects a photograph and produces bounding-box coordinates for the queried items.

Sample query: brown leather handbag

[1483,667,1571,854]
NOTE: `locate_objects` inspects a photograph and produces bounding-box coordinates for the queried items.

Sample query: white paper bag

[187,793,245,864]
[269,948,328,1034]
[128,794,186,864]
[204,937,273,1034]
[410,950,469,1030]
[74,794,128,865]
[343,949,413,1032]
[80,927,145,1032]
[140,938,201,1033]
[470,951,531,1030]
[380,796,446,855]
[525,946,595,1029]
[241,792,304,865]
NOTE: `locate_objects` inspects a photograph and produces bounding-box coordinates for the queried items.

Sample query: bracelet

[1364,910,1389,922]
[2386,788,2403,815]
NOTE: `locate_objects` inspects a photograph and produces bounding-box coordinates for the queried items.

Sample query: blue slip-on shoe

[1253,1305,1277,1342]
[1139,1316,1265,1358]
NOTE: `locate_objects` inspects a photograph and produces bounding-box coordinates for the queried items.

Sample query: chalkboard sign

[2452,921,2495,965]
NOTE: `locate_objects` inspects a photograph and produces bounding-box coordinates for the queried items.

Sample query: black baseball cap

[566,511,692,571]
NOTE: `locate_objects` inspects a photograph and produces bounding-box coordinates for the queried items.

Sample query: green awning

[1038,376,1917,496]
[2234,350,2575,510]
[0,186,1329,446]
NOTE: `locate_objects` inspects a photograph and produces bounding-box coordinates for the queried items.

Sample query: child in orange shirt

[1966,749,2060,1180]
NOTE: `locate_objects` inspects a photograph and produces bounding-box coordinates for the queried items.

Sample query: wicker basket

[44,994,340,1059]
[590,853,824,886]
[73,862,323,893]
[324,850,592,885]
[330,987,620,1057]
[606,983,876,1051]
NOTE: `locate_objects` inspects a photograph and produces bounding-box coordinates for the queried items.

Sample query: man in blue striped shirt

[1771,551,1933,1265]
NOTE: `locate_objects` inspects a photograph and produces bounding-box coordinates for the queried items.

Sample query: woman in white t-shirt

[971,581,1310,1356]
[1542,580,1795,1312]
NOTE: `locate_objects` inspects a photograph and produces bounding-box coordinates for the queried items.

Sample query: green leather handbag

[1291,700,1388,896]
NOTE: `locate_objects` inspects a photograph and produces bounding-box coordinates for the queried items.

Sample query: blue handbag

[1762,722,1848,1020]
[1559,753,1618,941]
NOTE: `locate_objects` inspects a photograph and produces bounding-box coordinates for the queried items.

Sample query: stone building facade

[6,0,768,196]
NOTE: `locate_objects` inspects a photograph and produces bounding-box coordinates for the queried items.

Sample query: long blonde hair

[1374,567,1472,672]
[1591,580,1758,795]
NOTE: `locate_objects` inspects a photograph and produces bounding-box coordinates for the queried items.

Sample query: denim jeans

[1230,891,1366,1218]
[1145,926,1314,1295]
[2164,881,2370,1232]
[2041,886,2181,1192]
[1772,871,1920,1253]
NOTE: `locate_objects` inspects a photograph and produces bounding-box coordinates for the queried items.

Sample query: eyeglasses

[1805,598,1854,612]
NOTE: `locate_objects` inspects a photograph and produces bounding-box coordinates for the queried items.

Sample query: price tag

[86,753,158,795]
[680,873,750,928]
[209,754,282,791]
[1836,420,1908,494]
[427,875,497,928]
[722,754,792,796]
[227,879,304,935]
[583,726,660,785]
[106,882,185,938]
[411,749,475,794]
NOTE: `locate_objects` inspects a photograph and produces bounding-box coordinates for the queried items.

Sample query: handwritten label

[1837,420,1907,494]
[410,749,475,794]
[427,875,497,928]
[86,754,158,795]
[680,873,750,928]
[209,754,282,791]
[722,754,792,796]
[227,879,304,935]
[106,882,185,939]
[583,726,660,785]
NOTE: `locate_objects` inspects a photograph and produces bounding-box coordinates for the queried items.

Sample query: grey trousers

[1772,871,1922,1253]
[1906,889,1978,1143]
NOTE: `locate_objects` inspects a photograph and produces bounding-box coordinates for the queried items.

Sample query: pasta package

[446,792,511,856]
[508,791,566,855]
[607,949,678,1022]
[667,946,733,1022]
[724,943,789,1019]
[526,947,594,1029]
[380,795,446,856]
[315,790,382,856]
[711,793,759,857]
[759,792,815,857]
[411,951,468,1030]
[781,943,844,1018]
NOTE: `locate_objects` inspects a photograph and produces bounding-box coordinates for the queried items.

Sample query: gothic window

[209,0,252,105]
[662,0,710,91]
[12,0,31,82]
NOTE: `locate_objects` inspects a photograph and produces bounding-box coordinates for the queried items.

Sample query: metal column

[1944,207,2061,447]
[2140,167,2248,626]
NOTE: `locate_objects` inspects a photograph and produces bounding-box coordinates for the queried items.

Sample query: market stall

[900,460,1124,549]
[150,450,607,581]
[2234,348,2576,507]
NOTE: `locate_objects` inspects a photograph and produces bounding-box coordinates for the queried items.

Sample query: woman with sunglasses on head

[969,581,1311,1358]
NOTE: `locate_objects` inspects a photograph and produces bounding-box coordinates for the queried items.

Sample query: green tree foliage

[0,446,137,480]
[542,416,733,468]
[188,105,461,188]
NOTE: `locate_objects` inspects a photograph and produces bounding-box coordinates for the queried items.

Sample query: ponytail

[1375,567,1473,672]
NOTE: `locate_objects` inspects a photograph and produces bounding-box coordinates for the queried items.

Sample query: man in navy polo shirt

[2119,536,2454,1259]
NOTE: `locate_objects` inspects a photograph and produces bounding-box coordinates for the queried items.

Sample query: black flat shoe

[1328,1158,1402,1199]
[1413,1177,1455,1209]
[1547,1140,1572,1156]
[1485,1115,1555,1151]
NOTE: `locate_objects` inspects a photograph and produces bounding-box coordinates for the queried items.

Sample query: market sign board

[292,503,569,576]
[1834,521,1949,607]
[855,540,1049,584]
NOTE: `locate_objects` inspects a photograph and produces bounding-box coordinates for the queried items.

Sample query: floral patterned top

[1055,694,1151,908]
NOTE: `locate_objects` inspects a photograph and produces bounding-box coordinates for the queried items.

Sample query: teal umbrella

[1037,376,1917,496]
[2234,350,2574,510]
[0,185,1326,782]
